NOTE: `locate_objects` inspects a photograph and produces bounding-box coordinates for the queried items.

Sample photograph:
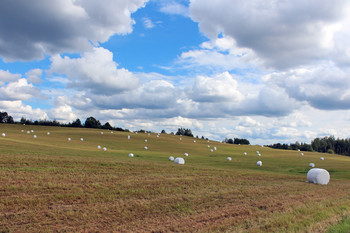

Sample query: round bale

[257,161,262,166]
[309,163,315,168]
[227,157,232,161]
[307,168,330,185]
[169,156,174,161]
[129,153,134,157]
[174,157,185,165]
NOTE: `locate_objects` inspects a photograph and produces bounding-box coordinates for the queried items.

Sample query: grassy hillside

[1,124,349,232]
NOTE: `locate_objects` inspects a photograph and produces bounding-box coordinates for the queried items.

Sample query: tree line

[223,138,250,145]
[267,136,350,157]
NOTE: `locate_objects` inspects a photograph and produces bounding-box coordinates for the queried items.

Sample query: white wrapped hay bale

[101,132,104,135]
[243,152,247,156]
[309,163,315,167]
[31,130,34,133]
[128,135,130,140]
[33,135,37,138]
[144,146,148,150]
[80,138,84,141]
[179,138,182,141]
[27,131,30,134]
[1,133,5,137]
[297,149,300,152]
[256,151,259,154]
[129,153,134,157]
[97,145,101,149]
[102,147,107,151]
[307,168,330,185]
[210,149,213,152]
[300,153,304,156]
[47,132,50,135]
[213,147,217,150]
[184,153,189,157]
[174,157,185,164]
[257,161,262,166]
[68,138,71,141]
[193,140,196,143]
[145,139,147,142]
[169,156,174,161]
[21,130,24,132]
[320,157,324,160]
[227,157,232,161]
[257,153,261,157]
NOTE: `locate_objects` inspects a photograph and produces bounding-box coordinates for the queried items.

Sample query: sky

[1,0,350,145]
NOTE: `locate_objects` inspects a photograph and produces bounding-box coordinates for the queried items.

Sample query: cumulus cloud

[266,63,350,110]
[50,47,139,94]
[26,69,43,84]
[190,72,244,103]
[190,0,350,69]
[0,70,21,85]
[142,17,155,29]
[0,78,42,101]
[0,100,48,120]
[0,0,148,61]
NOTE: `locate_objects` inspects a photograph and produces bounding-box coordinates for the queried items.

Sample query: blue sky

[1,0,350,144]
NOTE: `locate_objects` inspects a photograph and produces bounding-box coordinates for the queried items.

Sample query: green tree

[84,117,101,128]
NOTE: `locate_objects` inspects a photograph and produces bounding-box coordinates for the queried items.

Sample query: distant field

[1,124,349,232]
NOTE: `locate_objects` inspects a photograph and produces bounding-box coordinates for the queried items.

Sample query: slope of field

[0,124,349,232]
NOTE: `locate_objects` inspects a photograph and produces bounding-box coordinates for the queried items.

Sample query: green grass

[327,216,350,233]
[1,124,350,232]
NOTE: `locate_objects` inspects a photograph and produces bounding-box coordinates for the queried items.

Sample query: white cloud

[159,1,190,17]
[0,100,48,120]
[0,70,21,85]
[190,72,244,103]
[50,47,139,95]
[142,17,155,29]
[0,78,42,101]
[26,69,43,84]
[190,0,350,69]
[0,0,148,61]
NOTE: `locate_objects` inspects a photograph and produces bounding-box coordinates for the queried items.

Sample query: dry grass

[0,124,350,232]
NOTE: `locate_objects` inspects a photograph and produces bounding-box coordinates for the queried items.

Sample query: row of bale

[1,128,331,185]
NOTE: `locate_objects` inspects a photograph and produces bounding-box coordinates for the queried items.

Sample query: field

[1,124,350,232]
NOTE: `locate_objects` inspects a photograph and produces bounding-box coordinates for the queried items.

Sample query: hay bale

[68,138,71,141]
[210,149,213,152]
[101,132,104,135]
[31,130,34,133]
[214,147,217,150]
[309,163,315,167]
[21,130,24,132]
[297,149,300,151]
[33,135,37,138]
[145,139,147,142]
[243,152,247,155]
[179,138,182,141]
[307,168,330,185]
[97,145,101,149]
[80,138,84,141]
[184,153,189,157]
[207,145,210,148]
[227,157,232,161]
[257,161,262,166]
[27,131,30,134]
[174,157,185,164]
[193,140,196,143]
[128,135,130,139]
[103,147,107,151]
[144,146,148,150]
[169,156,174,161]
[47,132,50,135]
[258,153,261,157]
[129,153,134,157]
[1,133,5,137]
[320,157,324,160]
[300,153,304,156]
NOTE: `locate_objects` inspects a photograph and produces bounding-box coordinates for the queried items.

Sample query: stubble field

[0,124,349,232]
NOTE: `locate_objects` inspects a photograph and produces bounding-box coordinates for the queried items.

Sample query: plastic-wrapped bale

[256,151,259,154]
[257,161,262,166]
[297,149,300,152]
[257,153,261,157]
[227,157,232,161]
[31,130,34,133]
[27,131,30,134]
[320,157,324,160]
[243,152,247,155]
[47,132,50,135]
[144,146,148,150]
[210,149,213,152]
[1,133,5,137]
[174,157,185,164]
[103,147,107,151]
[179,138,182,141]
[33,135,37,138]
[309,163,315,167]
[300,153,304,156]
[169,156,174,161]
[193,140,196,143]
[68,138,71,141]
[214,147,217,150]
[307,168,330,185]
[101,132,104,135]
[184,153,189,157]
[97,145,101,149]
[80,138,84,141]
[129,153,134,157]
[128,135,130,140]
[145,139,147,142]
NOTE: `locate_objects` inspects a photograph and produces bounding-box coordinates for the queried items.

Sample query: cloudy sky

[1,0,350,144]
